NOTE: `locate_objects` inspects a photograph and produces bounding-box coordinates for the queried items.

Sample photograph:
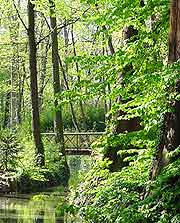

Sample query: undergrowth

[69,156,180,223]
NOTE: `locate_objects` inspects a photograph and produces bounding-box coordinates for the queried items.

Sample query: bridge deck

[41,132,104,155]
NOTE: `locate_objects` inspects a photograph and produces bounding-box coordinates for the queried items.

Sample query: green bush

[0,130,22,171]
[71,157,180,223]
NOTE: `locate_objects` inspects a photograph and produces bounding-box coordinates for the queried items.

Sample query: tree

[103,25,140,171]
[63,22,80,132]
[168,0,180,148]
[71,24,87,130]
[149,0,180,180]
[49,0,66,156]
[27,0,44,166]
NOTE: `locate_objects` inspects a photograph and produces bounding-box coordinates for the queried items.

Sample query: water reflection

[0,195,64,223]
[0,155,91,223]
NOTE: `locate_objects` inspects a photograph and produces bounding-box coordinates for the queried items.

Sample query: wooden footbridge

[41,132,104,155]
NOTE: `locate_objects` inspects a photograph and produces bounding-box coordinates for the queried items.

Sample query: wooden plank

[65,149,91,155]
[63,132,104,135]
[41,132,104,136]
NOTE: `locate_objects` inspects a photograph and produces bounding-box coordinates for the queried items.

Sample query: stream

[0,155,90,223]
[0,193,64,223]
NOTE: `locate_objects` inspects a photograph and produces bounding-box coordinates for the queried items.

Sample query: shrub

[0,130,22,171]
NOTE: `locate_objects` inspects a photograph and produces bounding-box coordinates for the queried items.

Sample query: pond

[0,155,91,223]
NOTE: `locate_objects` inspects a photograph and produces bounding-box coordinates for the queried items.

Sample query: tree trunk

[63,22,80,132]
[107,35,115,55]
[49,0,66,156]
[0,93,4,128]
[102,41,108,116]
[17,62,26,124]
[3,91,11,128]
[71,24,87,130]
[103,25,140,171]
[27,0,44,166]
[168,0,180,147]
[39,39,50,109]
[149,0,180,180]
[103,26,114,111]
[9,13,20,127]
[168,0,180,64]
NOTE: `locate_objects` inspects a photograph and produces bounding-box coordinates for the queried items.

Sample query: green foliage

[40,104,105,132]
[40,108,54,132]
[72,158,142,222]
[0,130,22,170]
[0,0,180,222]
[16,136,70,193]
[84,105,106,131]
[70,157,180,223]
[64,2,180,220]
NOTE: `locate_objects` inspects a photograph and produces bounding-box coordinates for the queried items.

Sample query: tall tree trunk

[102,40,108,115]
[0,93,4,128]
[103,25,114,110]
[49,0,66,156]
[168,0,180,147]
[149,0,180,180]
[17,70,25,124]
[3,91,11,129]
[168,0,180,64]
[9,14,20,127]
[17,60,26,124]
[71,24,87,130]
[63,23,80,132]
[27,0,44,166]
[39,39,50,109]
[107,35,114,110]
[10,59,18,126]
[103,25,140,171]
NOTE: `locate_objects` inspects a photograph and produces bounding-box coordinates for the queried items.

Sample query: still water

[0,156,90,223]
[0,193,65,223]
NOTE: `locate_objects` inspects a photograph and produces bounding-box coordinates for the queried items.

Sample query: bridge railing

[41,132,104,151]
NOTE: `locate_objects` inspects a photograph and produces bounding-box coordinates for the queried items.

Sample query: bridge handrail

[41,132,104,154]
[41,132,104,136]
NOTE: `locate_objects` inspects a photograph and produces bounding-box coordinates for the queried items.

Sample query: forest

[0,0,180,222]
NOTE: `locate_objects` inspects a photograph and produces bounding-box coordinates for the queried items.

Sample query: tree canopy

[0,0,180,222]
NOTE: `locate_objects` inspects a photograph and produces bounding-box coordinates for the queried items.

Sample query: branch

[36,7,90,46]
[13,0,28,32]
[40,12,51,31]
[36,18,78,45]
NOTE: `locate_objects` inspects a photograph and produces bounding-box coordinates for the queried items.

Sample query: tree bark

[103,25,140,171]
[49,0,66,155]
[63,22,80,132]
[27,0,44,166]
[107,35,115,55]
[168,0,180,64]
[149,0,180,180]
[9,13,20,127]
[168,0,180,147]
[103,26,114,111]
[39,39,50,109]
[102,40,108,115]
[3,91,11,128]
[17,61,26,124]
[71,24,87,130]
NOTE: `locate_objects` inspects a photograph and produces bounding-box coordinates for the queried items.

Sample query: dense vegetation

[0,0,180,222]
